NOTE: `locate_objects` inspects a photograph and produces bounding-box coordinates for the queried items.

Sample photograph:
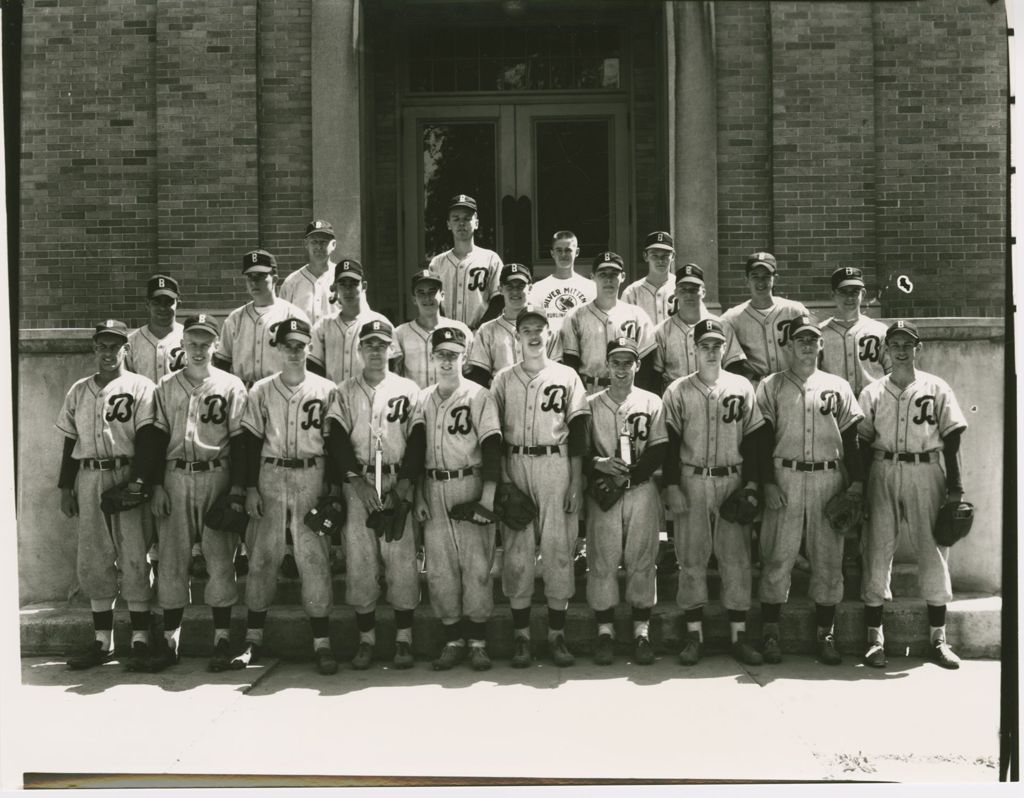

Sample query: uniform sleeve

[152,383,171,433]
[326,386,353,434]
[403,384,421,438]
[741,382,766,435]
[466,325,492,371]
[240,385,266,438]
[646,398,669,447]
[124,341,136,374]
[753,379,774,428]
[565,371,591,421]
[55,385,79,438]
[835,379,864,433]
[662,384,683,436]
[460,322,475,360]
[278,274,296,305]
[561,309,581,358]
[214,313,235,364]
[547,330,564,362]
[937,379,968,436]
[857,388,877,443]
[879,339,893,375]
[490,371,506,420]
[621,282,637,307]
[410,387,427,430]
[653,322,667,373]
[474,387,502,441]
[635,308,657,358]
[227,380,248,436]
[308,320,327,367]
[485,253,502,299]
[722,320,747,367]
[133,379,158,431]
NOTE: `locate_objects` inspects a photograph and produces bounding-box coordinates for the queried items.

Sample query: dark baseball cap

[410,269,443,290]
[359,319,394,343]
[592,251,625,273]
[885,320,921,342]
[831,266,865,290]
[644,231,674,252]
[693,319,727,344]
[147,274,179,299]
[334,259,364,282]
[183,313,220,336]
[606,337,639,359]
[274,318,312,346]
[431,326,468,353]
[449,194,477,212]
[242,249,277,274]
[500,263,532,285]
[305,219,336,239]
[788,315,822,339]
[515,306,549,330]
[92,319,130,342]
[675,263,705,285]
[745,251,777,275]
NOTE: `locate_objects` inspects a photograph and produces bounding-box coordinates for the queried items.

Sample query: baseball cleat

[66,640,115,671]
[510,636,532,668]
[124,640,151,672]
[393,641,415,669]
[731,633,764,666]
[816,633,842,666]
[351,641,374,670]
[677,633,702,666]
[634,635,655,666]
[314,647,339,675]
[761,635,783,665]
[280,552,300,580]
[432,643,465,671]
[145,641,180,673]
[549,634,575,667]
[229,641,261,670]
[593,633,615,666]
[930,639,961,670]
[468,646,492,672]
[862,641,887,668]
[208,639,232,672]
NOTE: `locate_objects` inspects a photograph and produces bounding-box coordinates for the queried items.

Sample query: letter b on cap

[290,320,298,331]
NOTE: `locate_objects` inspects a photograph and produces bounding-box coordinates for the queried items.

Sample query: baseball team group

[55,193,971,679]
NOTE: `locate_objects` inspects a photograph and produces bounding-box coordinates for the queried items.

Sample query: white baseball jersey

[241,373,337,459]
[622,275,675,326]
[466,314,562,375]
[663,371,764,467]
[279,264,335,326]
[491,362,589,447]
[327,371,421,466]
[818,315,892,397]
[428,247,503,329]
[719,297,810,379]
[561,301,656,388]
[755,370,863,462]
[308,309,397,385]
[857,371,967,453]
[654,313,747,385]
[56,372,157,459]
[153,369,248,461]
[125,323,185,382]
[586,387,668,463]
[528,272,596,334]
[393,316,474,389]
[414,380,501,470]
[214,298,310,386]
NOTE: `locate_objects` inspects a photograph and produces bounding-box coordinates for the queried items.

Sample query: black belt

[779,459,838,472]
[880,451,939,464]
[264,457,321,469]
[687,465,740,477]
[507,444,562,456]
[360,463,398,476]
[581,375,611,388]
[174,458,223,472]
[80,457,131,471]
[426,467,476,481]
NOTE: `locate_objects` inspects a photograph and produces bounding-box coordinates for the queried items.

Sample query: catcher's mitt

[718,487,760,525]
[100,481,149,515]
[933,500,975,547]
[824,490,866,538]
[303,496,346,539]
[450,482,538,530]
[586,474,626,512]
[203,492,249,537]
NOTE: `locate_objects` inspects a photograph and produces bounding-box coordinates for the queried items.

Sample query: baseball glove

[303,496,346,540]
[100,482,149,515]
[586,474,627,512]
[718,487,760,525]
[368,491,411,543]
[933,500,975,547]
[824,490,866,538]
[450,482,538,530]
[203,492,249,537]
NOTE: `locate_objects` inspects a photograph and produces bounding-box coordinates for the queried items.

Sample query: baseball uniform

[561,302,656,395]
[720,297,810,381]
[309,309,397,385]
[622,275,676,326]
[428,247,503,330]
[214,298,311,387]
[467,314,563,376]
[394,317,474,389]
[819,315,892,397]
[528,272,596,334]
[126,323,185,381]
[654,312,746,388]
[279,265,335,326]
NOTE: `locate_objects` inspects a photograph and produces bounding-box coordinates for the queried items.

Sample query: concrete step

[22,594,1001,663]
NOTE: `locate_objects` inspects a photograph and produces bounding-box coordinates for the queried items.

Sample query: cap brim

[835,279,865,289]
[412,277,442,288]
[360,333,393,343]
[93,330,128,342]
[678,276,704,286]
[645,243,675,252]
[886,330,920,342]
[594,265,624,273]
[790,326,822,338]
[280,332,311,345]
[150,289,179,299]
[449,203,476,212]
[185,324,218,337]
[502,276,531,285]
[305,231,335,240]
[335,274,363,283]
[515,312,548,329]
[243,266,274,274]
[607,347,640,358]
[433,341,465,354]
[747,262,776,273]
[695,332,727,343]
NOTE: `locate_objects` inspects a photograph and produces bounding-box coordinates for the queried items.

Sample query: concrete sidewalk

[6,652,1003,787]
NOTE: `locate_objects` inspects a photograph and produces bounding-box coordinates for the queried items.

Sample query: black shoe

[677,633,702,666]
[593,634,614,666]
[762,636,783,665]
[351,641,374,670]
[229,641,261,670]
[234,552,249,578]
[863,640,887,668]
[145,640,180,673]
[280,552,299,580]
[931,639,961,670]
[550,634,575,667]
[124,640,151,672]
[817,633,842,666]
[468,646,492,672]
[393,641,415,669]
[208,639,232,673]
[314,647,339,675]
[67,640,115,670]
[510,636,532,669]
[432,643,465,671]
[634,635,655,666]
[732,633,764,666]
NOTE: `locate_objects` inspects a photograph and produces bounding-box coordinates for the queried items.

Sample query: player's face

[516,319,550,354]
[413,284,443,314]
[551,237,579,269]
[447,209,479,242]
[501,279,529,309]
[304,234,336,263]
[643,248,674,276]
[833,286,864,317]
[147,295,177,327]
[359,338,391,370]
[431,347,464,379]
[93,333,128,373]
[607,353,639,385]
[245,271,275,302]
[674,281,705,313]
[334,277,364,310]
[789,332,823,366]
[746,267,774,299]
[183,330,216,368]
[594,267,623,296]
[886,333,920,366]
[696,338,724,367]
[280,339,309,367]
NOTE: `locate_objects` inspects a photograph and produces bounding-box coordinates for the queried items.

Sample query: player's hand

[471,481,498,524]
[150,485,171,517]
[764,483,787,510]
[245,487,264,519]
[593,456,630,477]
[665,484,687,515]
[351,478,384,514]
[60,488,79,519]
[564,470,582,514]
[414,490,430,523]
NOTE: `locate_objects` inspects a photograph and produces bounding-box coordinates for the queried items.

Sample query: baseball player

[325,320,421,670]
[527,230,596,334]
[585,338,667,666]
[857,320,968,670]
[491,308,590,668]
[394,269,473,389]
[409,327,502,671]
[124,274,185,585]
[719,251,811,385]
[561,252,658,395]
[818,267,891,397]
[427,194,504,330]
[621,231,677,325]
[57,320,158,671]
[229,318,340,675]
[143,314,249,672]
[466,263,562,387]
[755,315,864,665]
[662,319,771,666]
[279,219,342,325]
